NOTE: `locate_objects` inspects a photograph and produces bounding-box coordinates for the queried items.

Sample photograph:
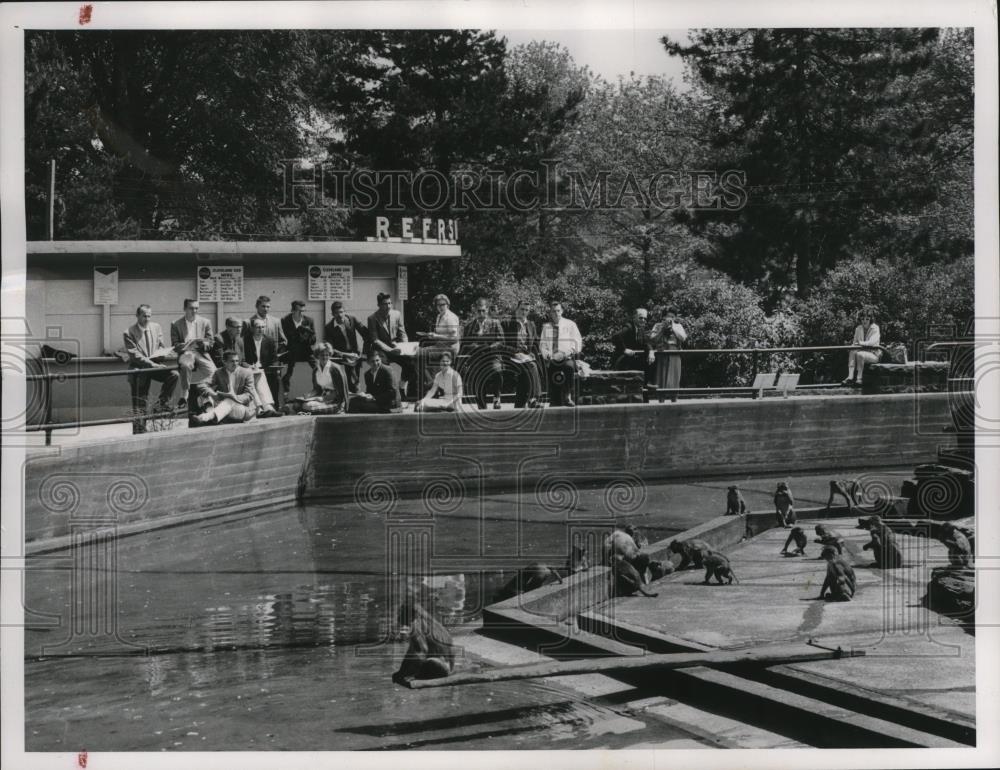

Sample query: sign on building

[197,266,244,303]
[93,266,119,305]
[397,265,408,301]
[308,265,353,301]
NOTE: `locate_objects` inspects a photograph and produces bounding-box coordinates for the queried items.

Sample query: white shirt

[434,309,461,351]
[253,337,263,365]
[539,318,583,357]
[315,362,335,391]
[432,368,463,399]
[184,318,197,341]
[853,323,880,348]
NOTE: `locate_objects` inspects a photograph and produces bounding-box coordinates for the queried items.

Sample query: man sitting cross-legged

[191,351,258,425]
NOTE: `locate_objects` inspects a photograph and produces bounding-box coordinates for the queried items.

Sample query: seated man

[416,293,461,390]
[191,350,258,425]
[211,316,245,367]
[287,343,347,414]
[123,304,179,434]
[351,350,401,413]
[324,300,369,392]
[844,310,882,386]
[366,292,416,398]
[612,307,651,382]
[170,298,216,408]
[539,300,582,407]
[461,297,505,410]
[241,318,282,417]
[415,351,463,413]
[502,300,542,409]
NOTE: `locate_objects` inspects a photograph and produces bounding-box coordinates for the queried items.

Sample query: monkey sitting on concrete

[826,479,865,513]
[863,521,903,569]
[647,560,674,582]
[702,551,739,585]
[818,545,857,601]
[668,538,712,570]
[939,523,973,567]
[610,556,659,597]
[814,524,846,555]
[392,597,456,685]
[774,482,796,527]
[494,563,563,602]
[780,526,808,556]
[726,485,748,515]
[622,523,649,550]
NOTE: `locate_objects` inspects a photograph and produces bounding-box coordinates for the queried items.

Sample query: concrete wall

[307,393,953,498]
[23,393,953,551]
[24,418,315,550]
[26,258,397,357]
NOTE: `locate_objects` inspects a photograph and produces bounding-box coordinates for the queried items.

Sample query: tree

[662,28,972,299]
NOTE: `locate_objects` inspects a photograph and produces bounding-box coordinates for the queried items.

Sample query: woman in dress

[290,343,347,414]
[651,307,688,390]
[415,351,464,412]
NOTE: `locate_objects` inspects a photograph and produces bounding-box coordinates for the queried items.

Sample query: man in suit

[366,292,415,400]
[242,318,282,417]
[191,350,258,425]
[243,295,288,346]
[280,300,317,394]
[461,297,505,410]
[124,304,179,433]
[539,300,583,407]
[351,350,400,413]
[170,298,216,407]
[211,316,246,367]
[324,300,370,393]
[612,307,653,385]
[502,300,542,409]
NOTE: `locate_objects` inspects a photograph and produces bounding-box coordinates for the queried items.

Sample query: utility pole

[48,159,56,240]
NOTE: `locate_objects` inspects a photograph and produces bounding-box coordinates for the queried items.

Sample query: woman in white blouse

[292,343,347,414]
[843,311,882,386]
[415,351,464,412]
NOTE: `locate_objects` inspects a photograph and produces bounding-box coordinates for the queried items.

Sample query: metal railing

[23,362,284,445]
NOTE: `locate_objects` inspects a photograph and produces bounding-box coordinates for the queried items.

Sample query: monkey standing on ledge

[818,545,857,601]
[774,482,795,527]
[780,526,808,556]
[726,486,748,515]
[827,479,864,513]
[668,538,711,570]
[702,551,739,585]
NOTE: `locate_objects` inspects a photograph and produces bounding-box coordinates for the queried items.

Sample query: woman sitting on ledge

[286,343,347,415]
[414,351,463,413]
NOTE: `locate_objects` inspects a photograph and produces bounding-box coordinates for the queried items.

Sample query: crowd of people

[122,292,882,431]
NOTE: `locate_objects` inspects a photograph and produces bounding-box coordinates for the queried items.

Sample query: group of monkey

[392,481,977,685]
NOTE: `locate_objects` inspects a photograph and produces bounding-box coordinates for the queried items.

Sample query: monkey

[818,545,857,601]
[939,523,973,567]
[622,523,649,550]
[826,479,865,513]
[780,526,808,556]
[647,560,674,582]
[392,597,455,685]
[604,529,641,564]
[702,551,739,585]
[668,538,712,570]
[726,485,748,515]
[610,556,659,597]
[494,563,563,602]
[774,482,795,527]
[863,521,903,569]
[814,523,845,555]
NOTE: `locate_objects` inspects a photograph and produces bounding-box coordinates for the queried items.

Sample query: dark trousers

[337,357,364,392]
[128,362,179,434]
[511,358,542,408]
[281,354,316,392]
[614,353,651,383]
[545,357,576,406]
[464,349,503,408]
[384,349,417,398]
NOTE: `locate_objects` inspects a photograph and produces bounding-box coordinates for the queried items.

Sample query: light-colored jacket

[124,322,168,366]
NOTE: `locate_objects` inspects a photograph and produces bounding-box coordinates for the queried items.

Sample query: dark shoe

[260,407,281,418]
[177,398,187,410]
[493,399,502,410]
[563,398,575,408]
[527,399,540,409]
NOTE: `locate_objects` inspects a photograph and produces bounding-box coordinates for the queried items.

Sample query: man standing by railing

[539,300,582,407]
[124,304,179,434]
[612,307,652,382]
[280,300,317,394]
[170,298,215,409]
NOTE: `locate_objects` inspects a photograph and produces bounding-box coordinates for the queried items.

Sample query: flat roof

[27,240,461,265]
